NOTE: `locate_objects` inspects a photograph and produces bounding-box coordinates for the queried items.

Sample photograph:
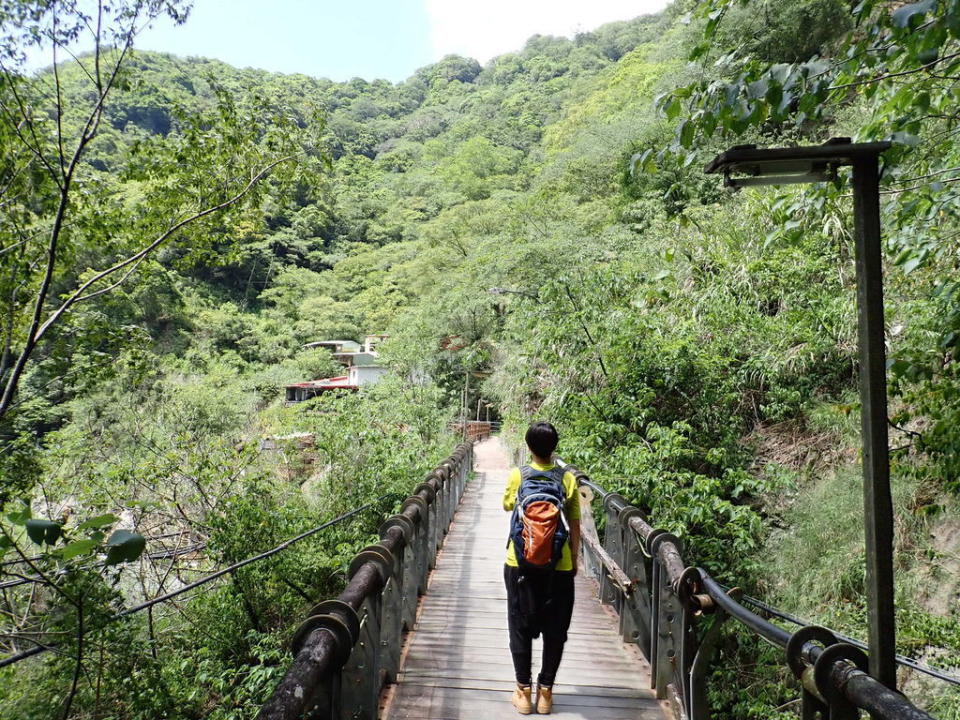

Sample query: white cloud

[424,0,669,65]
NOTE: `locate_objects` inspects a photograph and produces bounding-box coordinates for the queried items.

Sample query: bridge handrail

[258,442,474,720]
[729,584,960,686]
[556,458,939,720]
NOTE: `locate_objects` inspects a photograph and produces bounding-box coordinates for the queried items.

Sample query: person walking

[503,421,581,714]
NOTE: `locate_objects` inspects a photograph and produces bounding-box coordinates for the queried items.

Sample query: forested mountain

[1,1,959,717]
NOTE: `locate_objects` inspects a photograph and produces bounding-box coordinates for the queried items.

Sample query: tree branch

[0,147,33,204]
[828,52,960,91]
[36,154,294,342]
[880,174,960,195]
[51,8,66,175]
[0,9,209,421]
[0,93,60,186]
[0,524,77,606]
[72,254,148,304]
[60,602,83,720]
[563,285,609,379]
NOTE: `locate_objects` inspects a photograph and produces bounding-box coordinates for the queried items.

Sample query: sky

[124,0,671,83]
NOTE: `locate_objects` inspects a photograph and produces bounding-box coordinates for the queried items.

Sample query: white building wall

[348,365,389,386]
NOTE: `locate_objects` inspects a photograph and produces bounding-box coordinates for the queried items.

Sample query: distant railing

[258,443,473,720]
[558,458,942,720]
[453,420,496,441]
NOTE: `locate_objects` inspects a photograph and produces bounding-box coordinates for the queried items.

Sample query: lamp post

[705,137,897,689]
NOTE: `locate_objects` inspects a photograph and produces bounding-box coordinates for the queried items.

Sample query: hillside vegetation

[1,0,959,718]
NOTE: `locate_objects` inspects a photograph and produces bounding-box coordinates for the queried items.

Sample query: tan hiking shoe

[536,685,553,714]
[512,684,533,714]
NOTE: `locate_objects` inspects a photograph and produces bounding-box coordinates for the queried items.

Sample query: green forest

[1,0,959,717]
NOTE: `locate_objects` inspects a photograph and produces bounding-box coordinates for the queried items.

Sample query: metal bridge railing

[557,459,940,720]
[258,442,474,720]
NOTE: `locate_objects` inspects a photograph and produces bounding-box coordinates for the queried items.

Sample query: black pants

[504,564,575,687]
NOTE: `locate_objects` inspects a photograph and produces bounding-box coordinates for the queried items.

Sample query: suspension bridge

[256,435,946,720]
[3,433,951,717]
[379,439,668,720]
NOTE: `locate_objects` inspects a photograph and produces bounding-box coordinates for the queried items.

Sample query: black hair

[525,421,559,459]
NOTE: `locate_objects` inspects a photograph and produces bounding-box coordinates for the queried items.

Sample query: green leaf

[77,514,119,531]
[105,530,146,565]
[25,519,62,546]
[901,254,923,274]
[629,148,654,176]
[804,58,830,78]
[892,0,935,29]
[25,520,46,545]
[797,93,819,115]
[777,90,795,115]
[725,83,740,106]
[887,359,912,376]
[770,63,792,85]
[665,97,682,120]
[750,102,769,125]
[678,120,695,149]
[701,110,717,137]
[916,47,939,65]
[765,83,783,109]
[6,501,31,525]
[747,79,768,100]
[705,11,723,38]
[689,42,710,61]
[59,539,99,561]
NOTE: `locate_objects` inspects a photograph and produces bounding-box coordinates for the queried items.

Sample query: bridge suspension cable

[721,583,960,686]
[0,492,399,669]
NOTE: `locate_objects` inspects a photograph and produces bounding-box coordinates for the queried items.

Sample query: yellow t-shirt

[503,461,580,571]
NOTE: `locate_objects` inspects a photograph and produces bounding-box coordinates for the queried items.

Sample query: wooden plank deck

[382,438,672,720]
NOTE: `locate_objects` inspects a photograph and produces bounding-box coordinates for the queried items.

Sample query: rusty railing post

[618,517,652,653]
[379,547,404,682]
[340,593,382,720]
[600,494,625,606]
